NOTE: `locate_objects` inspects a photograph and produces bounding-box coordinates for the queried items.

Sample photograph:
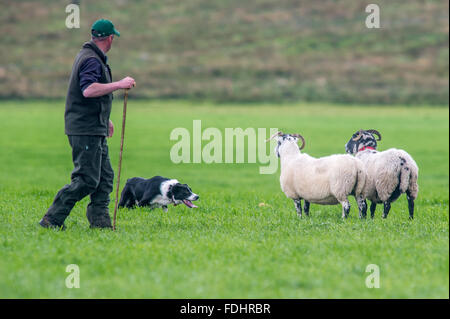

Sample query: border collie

[118,176,199,212]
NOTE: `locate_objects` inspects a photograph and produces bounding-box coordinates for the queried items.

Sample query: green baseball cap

[91,19,120,37]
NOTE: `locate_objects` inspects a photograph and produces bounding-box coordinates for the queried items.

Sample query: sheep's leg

[406,191,414,220]
[356,196,367,219]
[293,199,303,218]
[382,201,391,219]
[341,200,350,219]
[304,201,310,217]
[370,202,377,219]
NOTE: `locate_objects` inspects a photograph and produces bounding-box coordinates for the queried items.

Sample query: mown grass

[0,100,448,298]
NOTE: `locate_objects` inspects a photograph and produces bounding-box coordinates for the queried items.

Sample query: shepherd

[39,19,135,230]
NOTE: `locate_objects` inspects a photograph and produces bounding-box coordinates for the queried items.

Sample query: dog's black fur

[118,176,199,212]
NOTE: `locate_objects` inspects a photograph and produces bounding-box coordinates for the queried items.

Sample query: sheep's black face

[345,130,378,155]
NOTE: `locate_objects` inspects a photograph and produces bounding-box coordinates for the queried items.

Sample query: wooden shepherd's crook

[113,88,130,231]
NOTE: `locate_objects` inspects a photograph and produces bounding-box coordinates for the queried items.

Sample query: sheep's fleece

[356,148,418,203]
[280,153,366,205]
[276,134,366,205]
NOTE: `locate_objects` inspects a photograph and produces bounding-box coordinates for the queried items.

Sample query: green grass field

[0,100,448,298]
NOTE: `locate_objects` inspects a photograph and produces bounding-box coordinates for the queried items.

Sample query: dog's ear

[167,184,175,197]
[169,183,183,194]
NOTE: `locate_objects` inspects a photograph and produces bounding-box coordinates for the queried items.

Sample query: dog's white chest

[150,195,172,206]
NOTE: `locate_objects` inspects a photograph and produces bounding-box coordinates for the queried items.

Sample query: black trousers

[44,135,114,227]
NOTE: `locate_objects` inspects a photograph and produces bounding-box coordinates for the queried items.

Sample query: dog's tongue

[183,200,198,208]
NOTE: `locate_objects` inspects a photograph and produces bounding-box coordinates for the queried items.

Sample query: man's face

[105,35,114,52]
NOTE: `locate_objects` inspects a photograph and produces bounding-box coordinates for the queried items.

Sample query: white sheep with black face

[345,129,419,219]
[270,132,367,219]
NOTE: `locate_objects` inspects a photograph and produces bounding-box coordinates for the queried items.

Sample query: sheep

[345,129,419,219]
[269,131,367,219]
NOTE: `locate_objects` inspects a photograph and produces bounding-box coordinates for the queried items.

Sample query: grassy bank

[0,0,448,104]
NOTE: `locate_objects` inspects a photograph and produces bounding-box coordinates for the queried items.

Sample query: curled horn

[365,129,382,141]
[266,131,283,142]
[291,133,306,150]
[352,129,364,141]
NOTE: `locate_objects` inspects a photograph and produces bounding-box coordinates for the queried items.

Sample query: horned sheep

[345,129,419,219]
[270,132,368,219]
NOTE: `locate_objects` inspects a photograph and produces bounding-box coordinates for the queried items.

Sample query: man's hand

[117,76,136,89]
[108,120,114,138]
[82,77,136,98]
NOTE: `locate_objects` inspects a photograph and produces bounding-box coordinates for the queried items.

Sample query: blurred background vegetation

[0,0,448,104]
